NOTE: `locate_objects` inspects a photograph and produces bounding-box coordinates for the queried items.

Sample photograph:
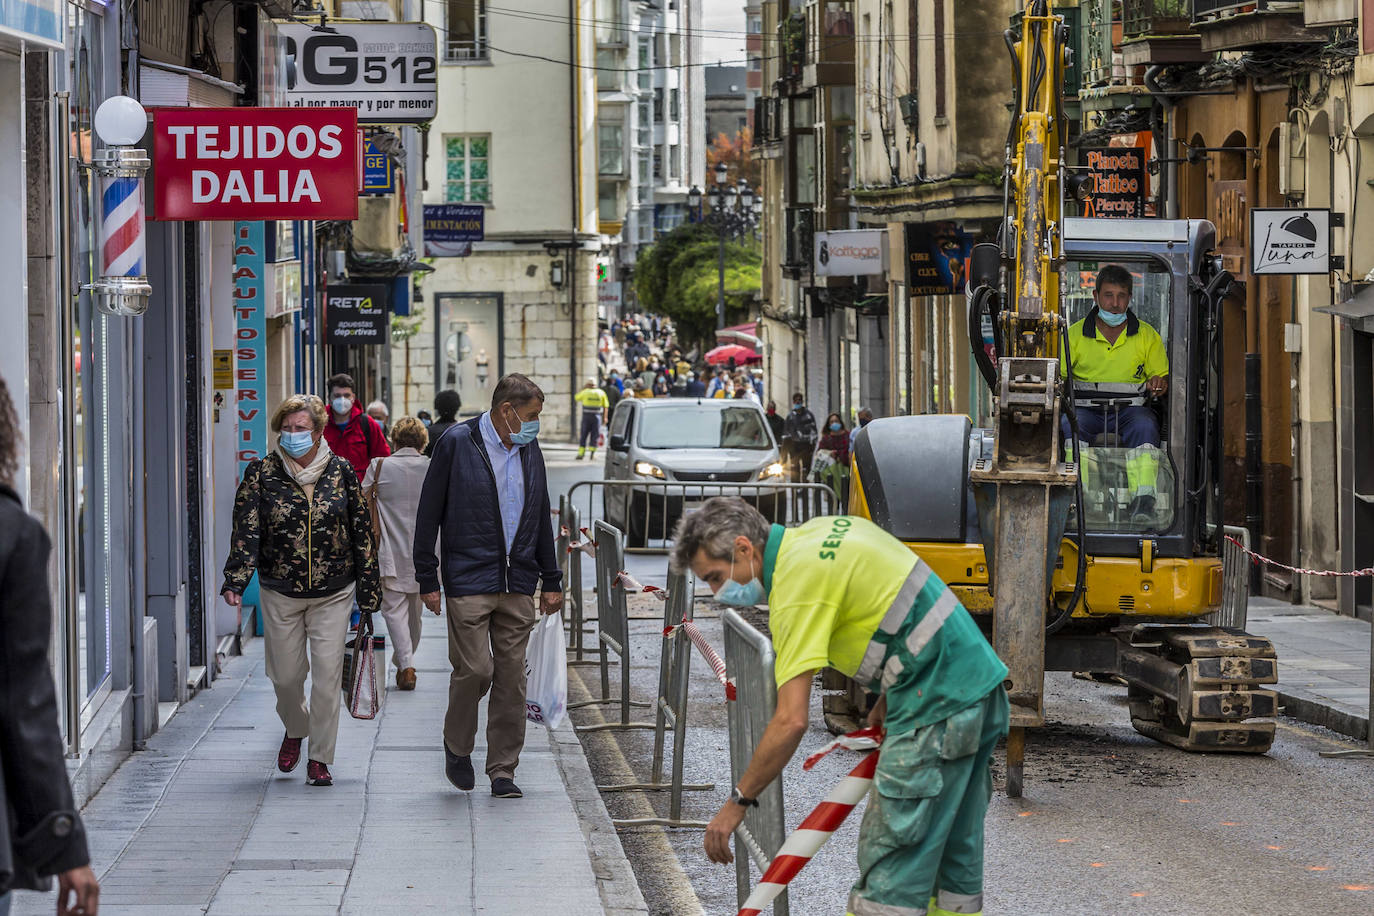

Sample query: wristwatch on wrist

[730,787,759,808]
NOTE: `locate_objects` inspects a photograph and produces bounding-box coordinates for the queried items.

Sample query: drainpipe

[1244,80,1263,588]
[569,0,581,441]
[1144,66,1177,220]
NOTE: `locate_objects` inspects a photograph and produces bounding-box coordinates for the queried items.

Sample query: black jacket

[412,416,562,598]
[782,406,819,447]
[0,485,90,894]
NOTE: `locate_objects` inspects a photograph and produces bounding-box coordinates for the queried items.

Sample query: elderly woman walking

[221,394,380,787]
[362,416,436,691]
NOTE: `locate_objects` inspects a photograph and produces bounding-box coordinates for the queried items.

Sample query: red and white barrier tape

[664,620,736,701]
[1226,535,1374,579]
[614,570,669,601]
[738,730,882,916]
[802,726,884,770]
[560,526,597,557]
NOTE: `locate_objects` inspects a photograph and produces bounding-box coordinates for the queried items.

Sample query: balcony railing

[780,12,805,80]
[783,206,814,270]
[755,95,784,143]
[1080,0,1116,88]
[1124,0,1192,36]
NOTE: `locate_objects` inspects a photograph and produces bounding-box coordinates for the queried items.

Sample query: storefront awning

[1315,284,1374,334]
[716,322,761,347]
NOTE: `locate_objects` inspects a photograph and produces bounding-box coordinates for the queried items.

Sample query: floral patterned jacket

[220,451,381,613]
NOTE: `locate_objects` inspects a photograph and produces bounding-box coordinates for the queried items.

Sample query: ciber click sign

[153,107,360,221]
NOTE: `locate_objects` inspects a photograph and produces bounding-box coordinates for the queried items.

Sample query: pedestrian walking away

[424,388,463,458]
[221,394,382,788]
[322,372,391,483]
[413,373,564,800]
[363,416,438,692]
[672,498,1009,916]
[0,375,100,916]
[574,377,610,460]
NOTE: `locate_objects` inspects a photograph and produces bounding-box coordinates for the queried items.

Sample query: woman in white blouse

[363,416,437,690]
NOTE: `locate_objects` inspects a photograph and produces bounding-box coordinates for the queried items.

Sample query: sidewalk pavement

[1246,597,1371,741]
[12,614,647,916]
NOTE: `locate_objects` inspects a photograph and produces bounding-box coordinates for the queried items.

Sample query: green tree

[634,222,762,348]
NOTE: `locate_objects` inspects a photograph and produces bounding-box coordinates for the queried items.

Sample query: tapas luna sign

[1250,208,1330,276]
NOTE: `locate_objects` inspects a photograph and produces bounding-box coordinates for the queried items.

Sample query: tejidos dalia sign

[152,107,359,221]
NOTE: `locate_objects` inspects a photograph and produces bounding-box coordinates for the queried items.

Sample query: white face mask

[331,395,352,415]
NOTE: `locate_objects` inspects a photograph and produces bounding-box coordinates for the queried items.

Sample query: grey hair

[669,497,770,575]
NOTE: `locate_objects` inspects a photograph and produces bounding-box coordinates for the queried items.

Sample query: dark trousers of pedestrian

[444,593,537,780]
[579,413,602,452]
[1060,404,1159,448]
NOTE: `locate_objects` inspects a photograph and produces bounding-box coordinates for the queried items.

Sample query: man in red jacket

[322,373,390,481]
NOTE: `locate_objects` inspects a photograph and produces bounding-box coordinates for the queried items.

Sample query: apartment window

[445,0,488,62]
[599,123,625,175]
[445,134,491,203]
[653,149,663,179]
[669,143,679,180]
[638,38,652,90]
[749,54,762,72]
[669,88,680,122]
[637,151,652,200]
[599,181,620,221]
[654,88,664,122]
[595,0,625,46]
[637,100,651,145]
[596,49,618,90]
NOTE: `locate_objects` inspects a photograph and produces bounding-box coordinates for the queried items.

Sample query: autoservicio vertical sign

[233,221,267,474]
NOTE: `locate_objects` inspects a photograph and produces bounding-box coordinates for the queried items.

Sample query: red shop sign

[153,107,360,221]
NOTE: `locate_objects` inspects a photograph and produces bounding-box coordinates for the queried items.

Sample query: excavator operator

[1061,263,1169,523]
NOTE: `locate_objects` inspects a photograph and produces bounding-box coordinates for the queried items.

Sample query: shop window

[445,0,488,62]
[445,135,491,203]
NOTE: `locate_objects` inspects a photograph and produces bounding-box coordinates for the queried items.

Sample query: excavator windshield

[1059,259,1177,533]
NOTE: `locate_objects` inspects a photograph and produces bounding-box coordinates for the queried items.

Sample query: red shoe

[306,760,333,787]
[278,734,302,773]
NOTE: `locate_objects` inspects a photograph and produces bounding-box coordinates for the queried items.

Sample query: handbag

[344,613,380,720]
[366,456,386,542]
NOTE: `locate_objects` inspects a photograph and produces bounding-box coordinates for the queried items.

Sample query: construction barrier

[560,502,601,667]
[600,568,715,828]
[722,608,790,916]
[570,520,655,732]
[1205,524,1251,630]
[565,480,839,554]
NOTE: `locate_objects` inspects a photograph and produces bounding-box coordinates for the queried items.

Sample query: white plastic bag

[524,612,568,729]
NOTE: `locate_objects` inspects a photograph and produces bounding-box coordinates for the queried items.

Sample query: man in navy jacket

[415,374,563,799]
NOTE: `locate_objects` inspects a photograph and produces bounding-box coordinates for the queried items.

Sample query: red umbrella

[705,343,761,365]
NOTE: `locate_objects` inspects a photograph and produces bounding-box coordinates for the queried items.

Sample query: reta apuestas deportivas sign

[152,108,360,221]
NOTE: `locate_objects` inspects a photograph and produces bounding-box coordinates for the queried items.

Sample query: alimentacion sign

[153,108,360,221]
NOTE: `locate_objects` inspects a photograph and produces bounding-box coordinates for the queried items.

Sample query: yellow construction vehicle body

[849,464,1220,622]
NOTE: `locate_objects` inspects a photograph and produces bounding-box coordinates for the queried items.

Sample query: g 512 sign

[276,22,438,124]
[1250,208,1330,275]
[153,108,359,221]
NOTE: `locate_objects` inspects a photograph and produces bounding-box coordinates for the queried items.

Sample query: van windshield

[638,406,772,449]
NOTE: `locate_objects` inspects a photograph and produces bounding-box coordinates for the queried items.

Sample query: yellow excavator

[844,0,1276,797]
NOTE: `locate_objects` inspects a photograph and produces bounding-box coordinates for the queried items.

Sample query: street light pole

[692,161,759,334]
[716,219,727,330]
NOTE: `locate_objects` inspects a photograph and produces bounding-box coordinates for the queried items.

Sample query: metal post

[716,213,727,330]
[56,89,81,756]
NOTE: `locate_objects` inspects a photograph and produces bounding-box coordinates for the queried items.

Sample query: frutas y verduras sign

[153,108,360,221]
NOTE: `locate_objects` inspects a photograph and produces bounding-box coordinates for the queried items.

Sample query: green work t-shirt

[762,517,1008,731]
[575,388,610,410]
[1062,313,1169,384]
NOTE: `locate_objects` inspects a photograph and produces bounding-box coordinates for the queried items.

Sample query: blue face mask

[829,422,842,432]
[1098,308,1128,328]
[280,430,314,458]
[715,554,765,607]
[503,405,540,446]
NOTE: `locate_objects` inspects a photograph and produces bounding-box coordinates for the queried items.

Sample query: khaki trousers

[444,593,538,780]
[380,581,424,671]
[259,584,354,766]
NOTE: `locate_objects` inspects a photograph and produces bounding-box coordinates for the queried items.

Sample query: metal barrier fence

[559,501,601,667]
[570,520,655,731]
[600,568,715,828]
[722,608,790,916]
[1206,524,1251,629]
[565,480,839,554]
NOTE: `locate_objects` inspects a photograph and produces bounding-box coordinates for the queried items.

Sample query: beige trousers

[444,593,538,780]
[259,584,354,766]
[380,581,424,670]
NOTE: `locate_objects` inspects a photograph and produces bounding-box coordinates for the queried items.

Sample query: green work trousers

[847,686,1010,916]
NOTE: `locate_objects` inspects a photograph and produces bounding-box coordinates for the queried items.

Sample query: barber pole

[101,173,145,281]
[87,96,152,316]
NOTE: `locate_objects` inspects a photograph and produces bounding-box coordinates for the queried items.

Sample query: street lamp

[699,166,762,330]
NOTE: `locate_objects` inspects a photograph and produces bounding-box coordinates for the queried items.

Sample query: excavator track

[1120,626,1277,753]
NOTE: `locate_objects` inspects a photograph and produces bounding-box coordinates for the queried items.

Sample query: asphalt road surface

[548,448,1374,916]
